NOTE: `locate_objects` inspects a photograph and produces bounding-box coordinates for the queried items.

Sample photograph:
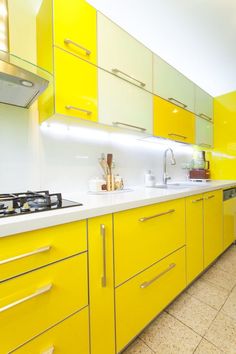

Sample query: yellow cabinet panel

[54,47,98,121]
[88,215,116,354]
[0,220,87,282]
[116,247,186,353]
[114,198,185,286]
[204,190,223,268]
[223,197,236,250]
[0,254,88,353]
[154,95,195,144]
[12,308,89,354]
[186,194,204,284]
[54,0,97,64]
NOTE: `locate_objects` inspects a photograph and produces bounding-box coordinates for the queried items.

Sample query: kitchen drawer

[116,247,186,352]
[114,198,185,286]
[0,253,88,353]
[0,220,87,282]
[11,308,89,354]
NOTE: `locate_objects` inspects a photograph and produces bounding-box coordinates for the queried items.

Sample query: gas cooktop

[0,190,82,218]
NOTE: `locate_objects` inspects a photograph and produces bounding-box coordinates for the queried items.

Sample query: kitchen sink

[148,183,200,189]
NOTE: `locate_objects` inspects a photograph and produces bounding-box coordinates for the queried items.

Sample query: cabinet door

[223,197,236,250]
[186,194,204,284]
[88,215,116,354]
[154,95,195,144]
[99,70,153,134]
[196,117,213,148]
[54,47,98,121]
[204,190,223,268]
[98,13,152,91]
[195,86,213,121]
[53,0,97,64]
[153,54,195,112]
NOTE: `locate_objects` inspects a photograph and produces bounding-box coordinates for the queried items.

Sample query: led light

[20,80,34,87]
[0,3,7,17]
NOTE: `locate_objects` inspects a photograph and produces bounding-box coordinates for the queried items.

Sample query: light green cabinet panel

[196,117,213,148]
[98,70,153,134]
[153,54,195,112]
[97,13,153,92]
[195,86,213,121]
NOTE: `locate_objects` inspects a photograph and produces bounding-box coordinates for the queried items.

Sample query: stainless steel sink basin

[148,183,199,189]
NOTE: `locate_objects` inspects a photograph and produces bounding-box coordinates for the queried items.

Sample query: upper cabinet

[195,86,213,121]
[97,13,152,92]
[153,54,195,113]
[195,117,213,148]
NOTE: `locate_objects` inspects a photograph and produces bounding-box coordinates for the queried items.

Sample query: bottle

[144,170,156,187]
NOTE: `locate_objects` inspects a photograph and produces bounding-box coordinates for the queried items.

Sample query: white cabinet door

[153,54,195,112]
[196,117,213,148]
[195,86,213,121]
[97,13,152,92]
[98,70,153,134]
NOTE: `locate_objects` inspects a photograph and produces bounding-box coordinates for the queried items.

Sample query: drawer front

[0,254,88,353]
[0,220,87,282]
[11,308,89,354]
[114,198,185,286]
[116,247,186,352]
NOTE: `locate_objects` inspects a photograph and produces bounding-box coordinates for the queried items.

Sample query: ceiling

[88,0,236,97]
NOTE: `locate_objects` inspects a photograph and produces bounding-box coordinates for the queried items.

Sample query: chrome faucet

[163,148,176,185]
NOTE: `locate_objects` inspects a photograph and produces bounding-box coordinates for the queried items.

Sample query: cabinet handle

[64,38,91,56]
[0,245,51,265]
[205,195,215,200]
[112,68,146,88]
[65,105,92,115]
[168,97,187,108]
[101,224,107,287]
[168,133,187,140]
[41,346,55,354]
[139,209,175,222]
[199,143,211,148]
[199,113,212,121]
[192,198,203,203]
[0,284,52,313]
[112,121,147,132]
[140,263,176,289]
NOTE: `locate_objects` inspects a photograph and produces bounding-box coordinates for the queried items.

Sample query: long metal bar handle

[168,97,187,108]
[168,133,187,140]
[139,209,175,222]
[140,263,176,289]
[64,38,91,56]
[205,195,215,200]
[192,198,203,203]
[199,113,212,121]
[101,224,107,287]
[41,346,55,354]
[112,68,146,88]
[0,284,52,313]
[112,121,146,132]
[0,246,51,265]
[65,105,92,115]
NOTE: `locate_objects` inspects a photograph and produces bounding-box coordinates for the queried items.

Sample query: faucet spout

[163,148,176,185]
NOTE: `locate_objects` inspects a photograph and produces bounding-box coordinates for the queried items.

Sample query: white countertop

[1,180,236,238]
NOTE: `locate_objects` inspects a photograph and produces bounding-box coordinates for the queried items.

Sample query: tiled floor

[123,245,236,354]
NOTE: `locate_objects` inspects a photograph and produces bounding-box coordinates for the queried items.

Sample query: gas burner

[4,207,16,215]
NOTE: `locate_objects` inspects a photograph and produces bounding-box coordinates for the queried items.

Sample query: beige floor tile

[202,265,236,291]
[194,338,223,353]
[205,312,236,354]
[140,312,201,354]
[187,278,229,310]
[222,286,236,320]
[122,338,154,354]
[166,292,217,335]
[215,246,236,275]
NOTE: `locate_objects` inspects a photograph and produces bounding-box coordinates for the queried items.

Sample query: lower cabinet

[223,193,236,250]
[11,308,90,354]
[115,247,186,353]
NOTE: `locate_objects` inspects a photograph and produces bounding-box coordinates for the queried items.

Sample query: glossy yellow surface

[88,215,116,354]
[114,199,185,286]
[54,47,98,121]
[54,0,97,64]
[186,194,204,284]
[154,95,195,144]
[12,308,89,354]
[116,247,186,353]
[0,220,87,282]
[0,254,88,353]
[223,197,236,250]
[203,190,223,268]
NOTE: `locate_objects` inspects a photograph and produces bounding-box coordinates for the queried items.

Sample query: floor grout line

[138,336,156,353]
[165,311,204,338]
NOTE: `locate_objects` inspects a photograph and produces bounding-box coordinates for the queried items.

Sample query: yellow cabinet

[115,247,186,353]
[154,95,195,144]
[204,190,223,268]
[0,254,88,353]
[88,215,116,354]
[114,198,185,286]
[11,308,90,354]
[186,194,204,284]
[223,190,236,250]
